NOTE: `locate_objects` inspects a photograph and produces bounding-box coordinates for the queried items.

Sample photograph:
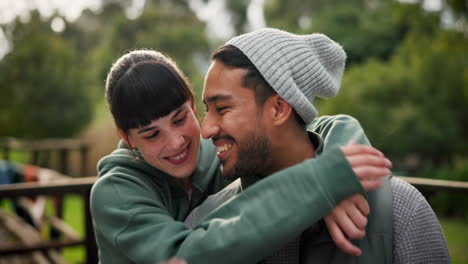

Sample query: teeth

[170,150,187,161]
[217,144,232,153]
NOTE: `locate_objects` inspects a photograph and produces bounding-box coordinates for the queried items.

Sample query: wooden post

[54,149,67,241]
[42,150,50,168]
[80,145,89,177]
[30,150,40,166]
[58,149,69,176]
[2,145,9,161]
[84,190,98,264]
[51,195,64,240]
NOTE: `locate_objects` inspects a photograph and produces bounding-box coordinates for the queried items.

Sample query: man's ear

[117,128,134,149]
[265,94,293,126]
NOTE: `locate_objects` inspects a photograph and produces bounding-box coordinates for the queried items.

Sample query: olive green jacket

[90,115,373,264]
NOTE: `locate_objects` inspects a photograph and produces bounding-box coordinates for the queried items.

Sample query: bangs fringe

[112,62,191,131]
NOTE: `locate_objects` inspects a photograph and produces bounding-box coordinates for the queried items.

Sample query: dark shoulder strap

[365,176,394,263]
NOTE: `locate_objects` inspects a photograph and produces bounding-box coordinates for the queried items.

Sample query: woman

[90,50,389,264]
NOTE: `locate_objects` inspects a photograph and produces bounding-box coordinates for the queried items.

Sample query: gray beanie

[227,28,346,124]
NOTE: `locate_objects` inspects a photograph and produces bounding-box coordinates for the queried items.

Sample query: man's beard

[221,131,274,184]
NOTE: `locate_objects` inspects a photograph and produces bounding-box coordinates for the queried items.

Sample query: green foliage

[262,1,451,66]
[0,13,92,138]
[87,2,210,114]
[318,28,468,166]
[422,157,468,219]
[225,0,250,34]
[1,0,466,171]
[446,0,468,19]
[439,217,468,264]
[62,195,85,264]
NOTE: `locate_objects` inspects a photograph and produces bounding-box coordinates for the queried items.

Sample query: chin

[175,163,197,179]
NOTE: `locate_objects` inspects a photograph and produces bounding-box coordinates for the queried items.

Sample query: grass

[62,195,86,264]
[439,217,468,264]
[0,196,86,264]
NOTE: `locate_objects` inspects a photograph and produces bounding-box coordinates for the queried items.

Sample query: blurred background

[0,0,467,263]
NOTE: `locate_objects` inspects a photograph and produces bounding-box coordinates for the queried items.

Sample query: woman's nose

[168,133,185,150]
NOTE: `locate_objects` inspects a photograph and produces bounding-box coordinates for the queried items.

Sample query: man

[187,28,450,263]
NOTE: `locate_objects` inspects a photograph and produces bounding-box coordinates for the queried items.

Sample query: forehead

[203,60,254,103]
[134,102,190,130]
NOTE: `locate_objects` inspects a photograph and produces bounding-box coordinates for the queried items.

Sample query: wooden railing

[395,176,468,193]
[0,175,466,264]
[0,137,89,176]
[0,177,97,264]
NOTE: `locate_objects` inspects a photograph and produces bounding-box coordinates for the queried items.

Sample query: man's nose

[201,112,219,139]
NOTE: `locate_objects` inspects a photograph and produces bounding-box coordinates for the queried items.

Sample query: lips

[214,140,233,160]
[165,143,191,165]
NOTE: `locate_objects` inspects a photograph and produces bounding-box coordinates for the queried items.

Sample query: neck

[178,177,192,193]
[240,128,315,190]
[271,128,315,172]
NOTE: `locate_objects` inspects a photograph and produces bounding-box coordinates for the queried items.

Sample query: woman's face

[125,101,201,181]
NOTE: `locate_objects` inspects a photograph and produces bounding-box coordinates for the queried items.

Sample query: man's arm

[391,177,451,263]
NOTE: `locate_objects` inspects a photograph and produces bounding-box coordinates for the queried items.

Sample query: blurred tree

[263,0,441,65]
[318,29,468,167]
[258,0,467,170]
[446,0,467,18]
[225,0,250,34]
[87,0,210,113]
[0,12,92,138]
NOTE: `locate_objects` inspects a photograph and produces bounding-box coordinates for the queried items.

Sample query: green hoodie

[90,115,368,264]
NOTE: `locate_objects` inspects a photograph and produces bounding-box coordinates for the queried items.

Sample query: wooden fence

[0,137,89,177]
[0,175,466,264]
[0,176,97,264]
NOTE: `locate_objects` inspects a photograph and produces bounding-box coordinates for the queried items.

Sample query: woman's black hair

[106,50,194,132]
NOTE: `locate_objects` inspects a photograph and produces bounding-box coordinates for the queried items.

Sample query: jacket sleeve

[310,114,371,147]
[186,114,373,227]
[91,147,364,264]
[391,178,451,263]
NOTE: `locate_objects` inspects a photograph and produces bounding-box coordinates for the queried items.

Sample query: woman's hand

[325,194,369,256]
[341,141,392,191]
[156,257,187,264]
[328,141,391,255]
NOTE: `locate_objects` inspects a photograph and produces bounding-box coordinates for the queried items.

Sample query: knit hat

[227,28,346,124]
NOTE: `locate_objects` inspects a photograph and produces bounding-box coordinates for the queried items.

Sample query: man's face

[202,60,273,180]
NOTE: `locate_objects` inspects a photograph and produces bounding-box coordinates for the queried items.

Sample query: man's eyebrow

[203,94,233,104]
[137,106,186,134]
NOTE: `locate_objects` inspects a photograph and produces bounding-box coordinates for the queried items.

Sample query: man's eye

[144,131,159,139]
[216,106,228,113]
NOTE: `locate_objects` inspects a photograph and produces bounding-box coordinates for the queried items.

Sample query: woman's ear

[190,98,197,113]
[117,128,134,149]
[265,94,293,126]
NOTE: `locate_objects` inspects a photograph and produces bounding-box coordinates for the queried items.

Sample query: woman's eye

[174,115,187,124]
[144,131,159,139]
